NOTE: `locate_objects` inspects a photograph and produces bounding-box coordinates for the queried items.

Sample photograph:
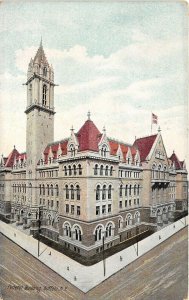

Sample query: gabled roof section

[33,40,49,66]
[76,120,102,152]
[108,138,137,162]
[43,139,68,163]
[133,134,157,162]
[5,147,20,167]
[169,152,183,170]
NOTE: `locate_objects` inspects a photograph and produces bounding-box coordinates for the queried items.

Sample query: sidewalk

[0,216,187,293]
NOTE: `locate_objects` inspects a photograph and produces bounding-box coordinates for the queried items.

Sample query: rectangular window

[77,206,80,216]
[43,199,45,205]
[119,201,122,209]
[51,200,53,207]
[125,200,127,207]
[102,205,106,214]
[108,204,111,213]
[66,204,69,213]
[71,205,74,214]
[57,201,59,209]
[129,200,131,206]
[96,206,100,215]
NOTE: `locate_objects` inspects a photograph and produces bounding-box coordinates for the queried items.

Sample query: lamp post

[37,205,43,257]
[102,234,106,277]
[136,225,139,256]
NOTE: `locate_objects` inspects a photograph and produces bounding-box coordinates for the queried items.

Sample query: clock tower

[25,40,56,208]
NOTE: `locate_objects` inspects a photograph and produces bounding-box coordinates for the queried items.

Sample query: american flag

[152,113,158,124]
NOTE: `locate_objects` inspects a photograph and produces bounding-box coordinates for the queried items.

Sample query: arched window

[55,184,59,197]
[73,165,77,175]
[102,185,106,200]
[126,214,132,226]
[134,212,140,224]
[101,145,108,157]
[108,185,112,199]
[105,223,113,238]
[118,217,123,229]
[95,225,103,241]
[152,164,156,179]
[164,166,166,179]
[64,223,71,237]
[50,184,53,196]
[43,67,47,77]
[119,185,123,197]
[65,185,69,199]
[42,184,45,196]
[75,226,82,241]
[68,165,72,176]
[158,165,161,179]
[64,166,67,176]
[94,164,98,175]
[70,144,75,157]
[137,185,140,195]
[134,185,136,196]
[125,185,128,197]
[96,185,100,200]
[76,185,80,200]
[70,185,74,199]
[129,185,132,196]
[46,184,49,196]
[118,219,121,229]
[110,166,113,176]
[100,165,103,176]
[78,164,82,175]
[105,166,109,176]
[42,84,47,106]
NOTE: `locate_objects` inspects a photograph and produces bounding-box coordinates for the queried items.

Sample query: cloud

[3,33,186,165]
[56,76,119,95]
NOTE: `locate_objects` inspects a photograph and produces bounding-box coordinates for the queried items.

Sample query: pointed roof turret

[76,117,102,151]
[169,151,183,170]
[5,147,20,168]
[33,39,49,66]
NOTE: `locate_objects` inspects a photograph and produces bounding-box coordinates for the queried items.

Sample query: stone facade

[0,42,188,257]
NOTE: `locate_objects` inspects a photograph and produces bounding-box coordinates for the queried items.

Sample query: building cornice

[25,103,56,115]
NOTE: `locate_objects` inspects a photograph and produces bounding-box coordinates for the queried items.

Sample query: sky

[0,1,188,165]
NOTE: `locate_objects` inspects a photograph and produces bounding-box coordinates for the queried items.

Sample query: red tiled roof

[5,148,20,167]
[133,135,157,162]
[43,139,68,163]
[108,140,119,156]
[108,139,137,162]
[169,152,182,170]
[16,152,26,161]
[76,120,102,152]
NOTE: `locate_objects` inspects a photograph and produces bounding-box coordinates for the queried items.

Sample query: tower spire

[40,36,43,48]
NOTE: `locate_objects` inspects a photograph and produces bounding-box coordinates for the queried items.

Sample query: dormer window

[43,67,47,77]
[69,144,75,157]
[100,144,108,157]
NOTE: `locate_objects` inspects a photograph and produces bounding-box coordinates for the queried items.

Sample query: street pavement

[0,227,188,300]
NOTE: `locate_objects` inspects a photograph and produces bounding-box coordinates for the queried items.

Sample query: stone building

[0,42,188,257]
